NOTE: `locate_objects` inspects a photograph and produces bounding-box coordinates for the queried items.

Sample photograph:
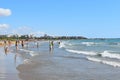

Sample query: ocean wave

[117,42,120,45]
[66,49,97,56]
[81,41,120,47]
[19,49,38,57]
[23,59,32,64]
[81,42,108,46]
[108,42,118,45]
[59,41,76,48]
[59,42,66,48]
[87,57,120,67]
[66,49,120,60]
[100,51,120,60]
[81,42,96,46]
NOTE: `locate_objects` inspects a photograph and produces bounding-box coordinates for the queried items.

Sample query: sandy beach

[1,41,120,80]
[1,0,120,80]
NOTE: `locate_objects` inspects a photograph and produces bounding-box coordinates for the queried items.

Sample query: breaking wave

[81,42,96,46]
[66,49,97,56]
[100,51,120,59]
[19,49,38,57]
[66,49,120,60]
[87,57,120,67]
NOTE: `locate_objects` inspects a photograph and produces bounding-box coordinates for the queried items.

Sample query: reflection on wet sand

[14,54,17,66]
[3,40,21,67]
[0,44,20,80]
[4,46,9,55]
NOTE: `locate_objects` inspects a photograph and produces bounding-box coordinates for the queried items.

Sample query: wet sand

[1,42,120,80]
[16,49,120,80]
[0,47,20,80]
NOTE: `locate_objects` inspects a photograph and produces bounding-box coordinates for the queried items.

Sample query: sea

[59,38,120,67]
[10,38,120,68]
[7,39,120,80]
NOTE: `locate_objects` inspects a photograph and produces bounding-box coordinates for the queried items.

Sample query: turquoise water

[60,39,120,67]
[10,40,120,80]
[60,39,120,52]
[11,39,120,67]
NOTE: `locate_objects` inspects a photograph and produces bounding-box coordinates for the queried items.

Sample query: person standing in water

[15,40,18,50]
[21,40,24,48]
[49,41,54,52]
[8,40,11,47]
[4,40,9,55]
[4,40,7,47]
[36,41,39,48]
[4,46,9,55]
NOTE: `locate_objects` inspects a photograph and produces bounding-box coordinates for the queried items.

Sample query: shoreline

[1,41,120,80]
[16,46,120,80]
[0,47,21,80]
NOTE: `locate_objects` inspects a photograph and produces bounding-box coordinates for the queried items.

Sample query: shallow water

[0,47,20,80]
[10,40,120,80]
[60,39,120,67]
[1,40,120,80]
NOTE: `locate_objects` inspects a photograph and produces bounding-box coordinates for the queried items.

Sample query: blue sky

[0,0,120,38]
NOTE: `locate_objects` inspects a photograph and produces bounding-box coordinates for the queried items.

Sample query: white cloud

[11,26,32,35]
[30,31,46,37]
[18,26,31,31]
[0,8,12,16]
[0,25,46,37]
[0,24,9,29]
[34,31,45,35]
[0,24,10,34]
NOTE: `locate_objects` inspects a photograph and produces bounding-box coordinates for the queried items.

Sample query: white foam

[117,42,120,46]
[81,42,95,46]
[66,49,120,60]
[19,49,38,57]
[23,59,32,64]
[66,49,97,56]
[29,52,38,57]
[59,42,66,48]
[100,51,120,59]
[19,49,30,52]
[87,57,120,67]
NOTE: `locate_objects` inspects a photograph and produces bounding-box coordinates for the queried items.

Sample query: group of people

[49,41,61,52]
[15,40,24,50]
[15,40,55,52]
[3,40,61,55]
[3,40,25,55]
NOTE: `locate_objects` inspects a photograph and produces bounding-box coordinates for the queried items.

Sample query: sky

[0,0,120,38]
